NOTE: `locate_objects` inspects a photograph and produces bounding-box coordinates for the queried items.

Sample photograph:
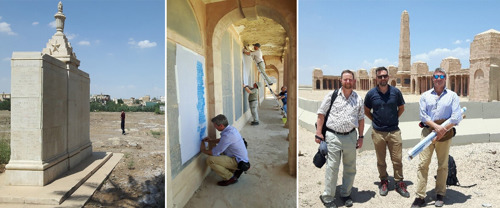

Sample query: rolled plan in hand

[407,107,467,160]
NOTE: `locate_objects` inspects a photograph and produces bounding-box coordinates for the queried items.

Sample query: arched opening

[316,80,320,89]
[412,79,416,94]
[391,80,396,86]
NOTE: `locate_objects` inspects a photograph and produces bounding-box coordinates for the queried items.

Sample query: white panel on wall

[175,44,207,165]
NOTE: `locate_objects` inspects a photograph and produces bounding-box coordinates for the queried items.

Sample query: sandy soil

[298,126,500,208]
[0,111,165,207]
[299,89,469,103]
[184,100,296,208]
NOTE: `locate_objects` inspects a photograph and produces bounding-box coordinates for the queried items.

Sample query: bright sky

[0,0,165,99]
[299,0,500,85]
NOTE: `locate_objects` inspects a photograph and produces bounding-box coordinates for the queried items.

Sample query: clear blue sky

[299,0,500,85]
[0,0,165,99]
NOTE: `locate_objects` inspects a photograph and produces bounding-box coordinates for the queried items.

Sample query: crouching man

[200,114,250,186]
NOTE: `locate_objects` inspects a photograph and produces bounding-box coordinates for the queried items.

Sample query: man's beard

[343,83,352,89]
[379,81,388,86]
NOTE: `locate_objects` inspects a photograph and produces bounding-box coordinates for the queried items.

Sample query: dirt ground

[298,126,500,208]
[0,111,165,207]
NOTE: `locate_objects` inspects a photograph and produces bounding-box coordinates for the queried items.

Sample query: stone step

[0,152,123,207]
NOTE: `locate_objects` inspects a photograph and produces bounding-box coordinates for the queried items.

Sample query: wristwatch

[358,136,364,138]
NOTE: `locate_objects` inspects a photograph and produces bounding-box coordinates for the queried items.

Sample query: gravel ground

[298,126,500,208]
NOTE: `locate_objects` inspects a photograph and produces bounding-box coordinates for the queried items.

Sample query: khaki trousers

[322,131,357,202]
[371,129,404,181]
[206,155,238,180]
[415,127,452,198]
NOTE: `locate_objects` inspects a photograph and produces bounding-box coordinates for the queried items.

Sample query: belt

[326,128,355,135]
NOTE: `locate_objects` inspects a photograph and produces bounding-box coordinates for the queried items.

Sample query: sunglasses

[433,75,446,79]
[377,75,388,79]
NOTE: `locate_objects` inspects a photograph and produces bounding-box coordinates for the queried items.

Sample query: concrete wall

[299,97,500,152]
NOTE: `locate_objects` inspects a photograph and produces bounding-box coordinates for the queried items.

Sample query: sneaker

[251,121,259,125]
[217,177,238,186]
[435,194,444,207]
[319,195,337,208]
[379,180,389,196]
[340,196,353,207]
[411,197,426,208]
[395,181,410,198]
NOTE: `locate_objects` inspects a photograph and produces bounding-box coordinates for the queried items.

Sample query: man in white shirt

[243,43,274,86]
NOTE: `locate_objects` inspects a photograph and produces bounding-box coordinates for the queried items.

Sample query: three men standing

[364,67,410,198]
[315,70,365,208]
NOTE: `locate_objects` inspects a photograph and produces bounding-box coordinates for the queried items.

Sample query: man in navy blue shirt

[276,86,287,113]
[364,67,409,198]
[200,114,250,186]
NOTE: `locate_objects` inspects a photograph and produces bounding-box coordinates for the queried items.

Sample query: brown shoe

[217,177,238,186]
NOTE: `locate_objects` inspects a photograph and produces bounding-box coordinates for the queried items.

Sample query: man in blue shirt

[276,86,287,114]
[364,67,409,198]
[411,68,462,208]
[200,114,250,186]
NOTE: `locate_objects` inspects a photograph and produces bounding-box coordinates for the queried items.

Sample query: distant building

[140,95,151,102]
[90,93,111,104]
[0,93,11,102]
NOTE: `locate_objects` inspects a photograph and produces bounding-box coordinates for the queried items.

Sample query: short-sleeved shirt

[317,88,364,133]
[250,49,264,63]
[364,85,405,132]
[248,88,258,102]
[419,87,462,125]
[211,125,249,163]
[279,91,287,105]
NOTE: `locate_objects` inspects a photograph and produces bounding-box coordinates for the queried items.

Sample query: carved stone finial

[55,1,66,34]
[58,1,63,12]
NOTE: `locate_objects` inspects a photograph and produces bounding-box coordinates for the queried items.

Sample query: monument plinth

[6,1,91,186]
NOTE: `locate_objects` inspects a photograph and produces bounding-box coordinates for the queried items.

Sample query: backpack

[446,155,460,186]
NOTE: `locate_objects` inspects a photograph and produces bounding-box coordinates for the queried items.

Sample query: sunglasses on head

[377,75,388,79]
[433,75,446,79]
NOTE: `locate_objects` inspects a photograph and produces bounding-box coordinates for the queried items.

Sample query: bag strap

[324,89,339,125]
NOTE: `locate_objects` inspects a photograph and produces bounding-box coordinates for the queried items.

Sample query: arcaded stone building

[313,10,500,102]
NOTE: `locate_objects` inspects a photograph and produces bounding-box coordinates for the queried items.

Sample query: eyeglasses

[377,75,388,79]
[433,75,446,79]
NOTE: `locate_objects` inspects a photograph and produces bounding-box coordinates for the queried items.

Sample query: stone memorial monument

[6,1,92,186]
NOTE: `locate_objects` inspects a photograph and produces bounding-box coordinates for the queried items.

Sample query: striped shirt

[419,87,462,125]
[317,88,365,133]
